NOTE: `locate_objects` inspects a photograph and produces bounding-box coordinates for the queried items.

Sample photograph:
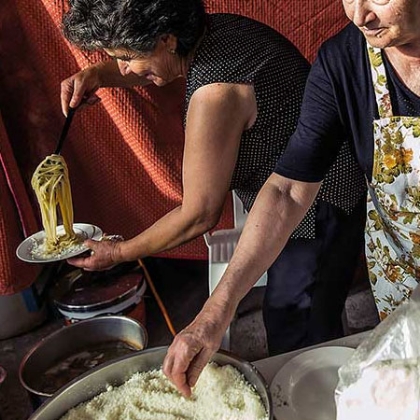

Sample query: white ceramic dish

[270,346,354,420]
[16,223,103,263]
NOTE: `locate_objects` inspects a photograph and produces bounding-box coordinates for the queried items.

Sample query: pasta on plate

[31,154,83,257]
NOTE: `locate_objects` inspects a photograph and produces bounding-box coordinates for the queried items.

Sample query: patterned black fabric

[185,14,366,238]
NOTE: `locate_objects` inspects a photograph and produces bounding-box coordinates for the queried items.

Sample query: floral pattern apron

[365,45,420,320]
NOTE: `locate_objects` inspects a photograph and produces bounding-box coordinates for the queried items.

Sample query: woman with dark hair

[61,0,366,359]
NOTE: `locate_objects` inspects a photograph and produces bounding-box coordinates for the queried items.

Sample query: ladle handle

[55,107,77,155]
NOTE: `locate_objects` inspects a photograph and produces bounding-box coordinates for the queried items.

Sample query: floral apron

[365,45,420,320]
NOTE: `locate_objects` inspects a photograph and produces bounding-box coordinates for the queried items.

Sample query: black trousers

[263,197,366,356]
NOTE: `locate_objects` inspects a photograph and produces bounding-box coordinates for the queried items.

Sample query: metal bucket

[28,346,272,420]
[19,315,147,409]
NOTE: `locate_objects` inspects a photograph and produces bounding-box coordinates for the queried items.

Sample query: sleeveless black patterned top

[185,14,366,238]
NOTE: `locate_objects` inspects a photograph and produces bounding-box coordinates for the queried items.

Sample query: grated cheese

[30,234,85,260]
[336,359,420,420]
[59,362,268,420]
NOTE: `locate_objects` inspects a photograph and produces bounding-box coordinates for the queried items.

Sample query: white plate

[16,223,103,263]
[270,346,354,420]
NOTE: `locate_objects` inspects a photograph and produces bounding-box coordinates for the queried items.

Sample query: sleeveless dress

[185,14,366,239]
[185,14,367,354]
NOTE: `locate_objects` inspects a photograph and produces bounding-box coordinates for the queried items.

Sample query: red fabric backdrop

[0,0,348,294]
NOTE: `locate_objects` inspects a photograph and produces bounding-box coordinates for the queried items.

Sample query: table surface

[253,330,371,385]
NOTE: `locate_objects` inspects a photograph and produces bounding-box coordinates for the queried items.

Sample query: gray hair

[63,0,206,56]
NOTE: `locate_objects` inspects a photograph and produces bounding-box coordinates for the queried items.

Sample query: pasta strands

[31,154,81,255]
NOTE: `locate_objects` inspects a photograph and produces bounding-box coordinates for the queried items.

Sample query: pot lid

[53,268,144,312]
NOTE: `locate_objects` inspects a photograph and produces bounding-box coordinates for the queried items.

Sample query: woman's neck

[180,25,208,78]
[385,46,420,96]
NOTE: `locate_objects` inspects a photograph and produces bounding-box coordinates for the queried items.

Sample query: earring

[168,48,176,54]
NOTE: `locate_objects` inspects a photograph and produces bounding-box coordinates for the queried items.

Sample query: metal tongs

[55,106,77,155]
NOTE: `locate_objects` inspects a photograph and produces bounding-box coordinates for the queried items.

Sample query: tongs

[34,107,78,189]
[54,107,77,155]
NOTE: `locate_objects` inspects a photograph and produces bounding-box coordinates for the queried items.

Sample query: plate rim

[270,345,355,420]
[16,223,103,263]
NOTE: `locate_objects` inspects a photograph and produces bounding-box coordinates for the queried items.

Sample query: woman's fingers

[186,347,215,388]
[163,314,223,397]
[60,68,101,116]
[66,238,118,271]
[60,78,75,116]
[163,334,196,397]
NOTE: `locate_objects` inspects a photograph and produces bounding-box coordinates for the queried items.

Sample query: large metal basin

[29,346,273,419]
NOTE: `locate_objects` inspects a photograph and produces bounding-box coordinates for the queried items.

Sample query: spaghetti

[31,154,82,257]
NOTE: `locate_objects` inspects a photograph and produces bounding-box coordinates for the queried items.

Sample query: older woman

[163,0,420,397]
[61,0,366,356]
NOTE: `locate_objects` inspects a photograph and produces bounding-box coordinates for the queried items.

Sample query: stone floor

[0,257,379,420]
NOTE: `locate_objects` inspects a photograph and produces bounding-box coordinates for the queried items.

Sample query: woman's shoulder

[202,13,307,65]
[205,13,292,42]
[206,13,268,27]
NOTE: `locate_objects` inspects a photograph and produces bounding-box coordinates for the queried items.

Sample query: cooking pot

[19,315,147,409]
[28,346,273,420]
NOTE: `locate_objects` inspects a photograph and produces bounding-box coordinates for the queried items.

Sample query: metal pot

[19,315,147,408]
[28,346,273,420]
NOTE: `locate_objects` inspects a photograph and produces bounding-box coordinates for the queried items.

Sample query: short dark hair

[62,0,206,56]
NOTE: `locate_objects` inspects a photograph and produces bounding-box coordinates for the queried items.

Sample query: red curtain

[0,0,347,294]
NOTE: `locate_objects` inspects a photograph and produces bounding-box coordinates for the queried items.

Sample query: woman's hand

[163,299,234,397]
[66,236,122,271]
[61,66,102,116]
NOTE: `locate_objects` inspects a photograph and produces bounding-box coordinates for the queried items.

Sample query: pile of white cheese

[60,362,268,420]
[336,358,420,420]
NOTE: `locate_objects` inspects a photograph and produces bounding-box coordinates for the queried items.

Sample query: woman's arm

[68,82,257,270]
[163,173,321,396]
